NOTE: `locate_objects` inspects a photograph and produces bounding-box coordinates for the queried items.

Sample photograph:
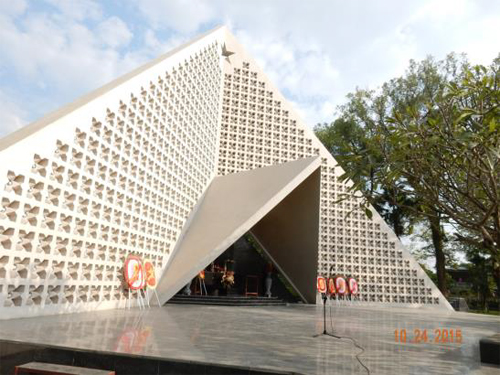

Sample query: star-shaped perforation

[221,43,235,63]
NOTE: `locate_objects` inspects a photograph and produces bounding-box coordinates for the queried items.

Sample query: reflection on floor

[0,303,498,375]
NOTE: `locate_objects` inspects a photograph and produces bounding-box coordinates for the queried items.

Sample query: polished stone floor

[0,303,498,374]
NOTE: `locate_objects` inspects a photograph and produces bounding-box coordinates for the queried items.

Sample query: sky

[0,0,499,137]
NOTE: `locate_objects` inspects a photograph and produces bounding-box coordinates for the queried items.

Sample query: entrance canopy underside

[156,156,321,304]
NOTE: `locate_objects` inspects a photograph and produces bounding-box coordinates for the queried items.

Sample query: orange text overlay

[394,329,463,344]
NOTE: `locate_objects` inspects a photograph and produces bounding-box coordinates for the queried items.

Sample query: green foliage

[382,57,500,263]
[462,242,497,310]
[314,110,417,237]
[468,309,500,316]
[409,224,458,266]
[419,263,438,284]
[419,263,455,290]
[316,53,500,299]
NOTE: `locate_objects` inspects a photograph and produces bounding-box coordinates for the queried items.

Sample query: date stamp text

[394,329,462,344]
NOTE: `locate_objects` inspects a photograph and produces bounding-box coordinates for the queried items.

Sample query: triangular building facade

[0,27,451,319]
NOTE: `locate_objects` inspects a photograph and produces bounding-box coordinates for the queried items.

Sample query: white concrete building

[0,27,451,319]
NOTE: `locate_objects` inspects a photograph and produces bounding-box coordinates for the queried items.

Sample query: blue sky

[1,0,499,136]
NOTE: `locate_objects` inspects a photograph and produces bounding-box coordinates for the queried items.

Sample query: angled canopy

[156,156,321,304]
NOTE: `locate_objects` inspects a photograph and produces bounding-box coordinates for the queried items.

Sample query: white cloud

[0,89,27,136]
[119,31,188,78]
[0,7,152,101]
[414,0,473,20]
[461,15,500,65]
[289,99,338,128]
[44,0,102,21]
[134,0,216,33]
[218,0,500,125]
[97,16,133,48]
[1,0,499,133]
[403,0,500,66]
[233,30,340,125]
[142,28,187,56]
[0,2,196,131]
[0,0,27,17]
[0,12,115,93]
[0,9,150,131]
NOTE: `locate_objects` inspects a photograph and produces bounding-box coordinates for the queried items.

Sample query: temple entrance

[170,234,302,305]
[156,157,321,305]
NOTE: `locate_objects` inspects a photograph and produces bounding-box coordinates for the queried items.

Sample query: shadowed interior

[156,156,321,304]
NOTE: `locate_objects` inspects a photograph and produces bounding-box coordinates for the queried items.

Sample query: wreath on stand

[221,260,235,290]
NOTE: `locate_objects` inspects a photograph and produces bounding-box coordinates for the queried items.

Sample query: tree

[450,236,496,310]
[315,114,417,238]
[467,250,495,311]
[316,54,473,295]
[335,55,500,298]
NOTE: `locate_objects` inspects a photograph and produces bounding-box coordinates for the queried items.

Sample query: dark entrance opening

[172,234,302,304]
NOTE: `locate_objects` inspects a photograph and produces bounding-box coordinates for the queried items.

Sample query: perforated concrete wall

[0,29,223,319]
[217,31,450,308]
[0,26,450,319]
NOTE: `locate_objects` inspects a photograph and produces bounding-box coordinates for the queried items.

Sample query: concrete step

[168,295,286,306]
[172,295,281,301]
[168,300,287,306]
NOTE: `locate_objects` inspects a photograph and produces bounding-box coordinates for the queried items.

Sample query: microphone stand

[311,275,370,374]
[313,292,340,338]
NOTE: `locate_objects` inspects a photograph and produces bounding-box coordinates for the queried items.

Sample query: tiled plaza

[0,304,498,374]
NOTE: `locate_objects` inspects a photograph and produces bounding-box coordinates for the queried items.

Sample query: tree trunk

[391,208,404,238]
[389,189,404,238]
[493,259,500,304]
[428,213,448,296]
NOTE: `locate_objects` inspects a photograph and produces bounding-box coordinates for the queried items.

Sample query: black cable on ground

[328,300,370,374]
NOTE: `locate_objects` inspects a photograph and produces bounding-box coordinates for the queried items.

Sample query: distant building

[448,268,472,288]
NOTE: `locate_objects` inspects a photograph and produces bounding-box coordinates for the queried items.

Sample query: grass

[468,309,500,316]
